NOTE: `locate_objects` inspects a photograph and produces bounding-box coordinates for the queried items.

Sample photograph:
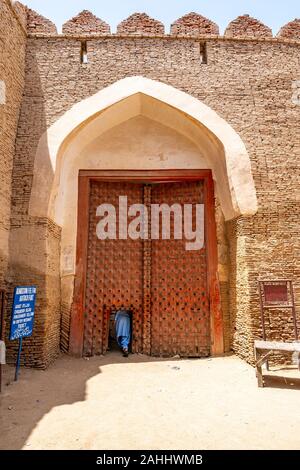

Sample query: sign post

[10,286,37,381]
[15,337,23,382]
[0,289,6,393]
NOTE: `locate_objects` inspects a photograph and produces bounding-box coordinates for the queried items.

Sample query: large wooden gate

[69,170,223,358]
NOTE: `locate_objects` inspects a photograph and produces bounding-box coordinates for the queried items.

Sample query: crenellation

[117,13,165,36]
[170,12,219,37]
[62,10,110,36]
[26,7,57,35]
[277,18,300,40]
[225,14,273,38]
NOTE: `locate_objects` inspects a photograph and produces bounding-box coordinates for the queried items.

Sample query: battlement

[224,14,272,38]
[277,18,300,40]
[7,2,300,42]
[62,10,110,35]
[170,12,219,37]
[8,1,57,34]
[26,7,57,35]
[117,13,165,36]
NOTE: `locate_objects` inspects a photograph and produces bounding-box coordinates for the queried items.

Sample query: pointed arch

[29,76,257,223]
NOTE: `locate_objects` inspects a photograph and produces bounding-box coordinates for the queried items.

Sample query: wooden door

[83,180,210,357]
[83,181,144,356]
[151,182,210,357]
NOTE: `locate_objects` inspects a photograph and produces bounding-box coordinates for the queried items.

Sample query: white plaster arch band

[29,76,257,222]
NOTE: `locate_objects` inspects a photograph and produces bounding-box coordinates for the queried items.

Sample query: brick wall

[6,219,61,368]
[3,8,300,366]
[277,19,300,40]
[0,0,26,286]
[170,13,219,37]
[225,14,273,38]
[117,13,165,36]
[62,10,110,35]
[26,7,57,35]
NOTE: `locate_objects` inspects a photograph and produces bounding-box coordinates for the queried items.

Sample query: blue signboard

[10,286,37,341]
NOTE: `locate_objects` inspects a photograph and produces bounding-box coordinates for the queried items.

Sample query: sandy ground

[0,353,300,450]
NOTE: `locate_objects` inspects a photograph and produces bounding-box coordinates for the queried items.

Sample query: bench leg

[255,349,264,387]
[256,364,264,387]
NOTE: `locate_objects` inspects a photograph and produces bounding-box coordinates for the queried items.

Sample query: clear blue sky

[23,0,299,34]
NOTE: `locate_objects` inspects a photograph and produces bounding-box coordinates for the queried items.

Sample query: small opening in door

[107,308,133,354]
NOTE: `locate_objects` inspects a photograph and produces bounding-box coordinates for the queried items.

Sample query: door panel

[151,182,210,357]
[84,181,144,356]
[83,180,210,357]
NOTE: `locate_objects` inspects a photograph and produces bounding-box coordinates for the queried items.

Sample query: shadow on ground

[0,351,196,450]
[263,374,300,390]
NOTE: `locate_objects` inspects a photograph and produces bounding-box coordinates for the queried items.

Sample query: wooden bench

[254,340,300,387]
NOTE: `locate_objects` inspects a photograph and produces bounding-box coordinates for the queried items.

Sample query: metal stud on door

[83,180,210,358]
[83,182,144,356]
[151,182,210,357]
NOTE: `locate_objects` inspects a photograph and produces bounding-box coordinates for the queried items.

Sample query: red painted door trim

[69,175,90,356]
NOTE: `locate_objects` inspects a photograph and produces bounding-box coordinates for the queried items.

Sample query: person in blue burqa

[115,308,131,357]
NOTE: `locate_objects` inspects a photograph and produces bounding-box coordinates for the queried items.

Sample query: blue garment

[115,310,131,349]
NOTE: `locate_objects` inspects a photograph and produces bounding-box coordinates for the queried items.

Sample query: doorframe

[69,169,224,357]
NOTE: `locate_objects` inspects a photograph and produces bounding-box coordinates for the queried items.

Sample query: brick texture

[225,14,272,38]
[27,7,57,35]
[171,12,219,37]
[0,0,26,288]
[117,13,165,36]
[277,19,300,40]
[62,10,110,36]
[6,218,61,368]
[13,1,27,30]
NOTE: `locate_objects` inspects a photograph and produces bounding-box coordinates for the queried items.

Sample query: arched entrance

[28,77,257,359]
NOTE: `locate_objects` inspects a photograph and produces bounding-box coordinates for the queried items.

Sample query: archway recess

[29,76,257,230]
[27,76,257,356]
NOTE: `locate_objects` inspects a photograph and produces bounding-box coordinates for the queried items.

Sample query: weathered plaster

[29,77,257,224]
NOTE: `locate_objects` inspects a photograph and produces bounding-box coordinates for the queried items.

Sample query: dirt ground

[0,353,300,450]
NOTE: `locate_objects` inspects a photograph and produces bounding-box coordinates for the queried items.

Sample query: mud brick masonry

[0,0,299,368]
